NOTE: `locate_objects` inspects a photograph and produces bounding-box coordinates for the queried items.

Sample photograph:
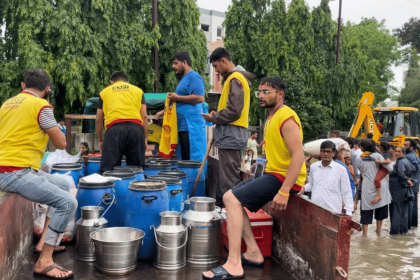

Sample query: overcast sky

[197,0,420,89]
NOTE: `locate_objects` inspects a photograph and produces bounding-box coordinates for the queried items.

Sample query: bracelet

[278,190,290,197]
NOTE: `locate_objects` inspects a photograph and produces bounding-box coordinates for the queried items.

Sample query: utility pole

[153,0,159,92]
[336,0,342,64]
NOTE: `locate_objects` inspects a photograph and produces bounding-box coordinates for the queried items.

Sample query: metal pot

[182,197,223,265]
[76,206,108,262]
[153,211,187,270]
[90,227,145,275]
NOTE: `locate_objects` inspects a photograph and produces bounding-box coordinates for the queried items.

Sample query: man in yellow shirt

[203,77,306,280]
[147,119,162,156]
[0,69,76,279]
[96,71,148,173]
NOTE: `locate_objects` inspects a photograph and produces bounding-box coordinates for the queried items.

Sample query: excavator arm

[348,92,381,142]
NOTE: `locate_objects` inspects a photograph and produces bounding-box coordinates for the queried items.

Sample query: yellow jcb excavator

[348,92,420,148]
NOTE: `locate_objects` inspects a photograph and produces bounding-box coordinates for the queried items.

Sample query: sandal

[241,253,264,267]
[202,265,244,280]
[33,263,74,279]
[34,247,66,255]
[371,197,382,204]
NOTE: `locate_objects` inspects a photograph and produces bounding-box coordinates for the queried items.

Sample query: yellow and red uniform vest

[217,72,250,128]
[100,81,144,128]
[0,92,51,171]
[265,105,307,191]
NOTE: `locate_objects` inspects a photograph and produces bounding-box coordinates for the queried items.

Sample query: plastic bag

[44,149,81,173]
[32,172,78,243]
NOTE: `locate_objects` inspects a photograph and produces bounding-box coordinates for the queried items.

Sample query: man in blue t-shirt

[156,51,206,160]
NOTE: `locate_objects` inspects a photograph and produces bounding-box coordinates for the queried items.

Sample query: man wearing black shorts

[203,77,306,280]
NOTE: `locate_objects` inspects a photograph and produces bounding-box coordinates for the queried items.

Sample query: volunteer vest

[217,72,250,128]
[265,105,307,187]
[148,123,162,143]
[100,81,144,128]
[0,93,51,170]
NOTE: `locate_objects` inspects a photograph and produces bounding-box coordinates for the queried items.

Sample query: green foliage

[399,49,420,108]
[0,0,207,119]
[224,0,401,141]
[394,17,420,54]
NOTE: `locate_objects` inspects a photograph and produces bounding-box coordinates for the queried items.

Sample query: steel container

[90,227,145,275]
[153,211,187,270]
[182,197,223,265]
[76,206,108,262]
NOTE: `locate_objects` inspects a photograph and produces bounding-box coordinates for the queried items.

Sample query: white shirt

[247,138,258,160]
[304,160,354,215]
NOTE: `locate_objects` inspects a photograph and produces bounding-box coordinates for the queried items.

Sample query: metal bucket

[182,197,223,265]
[76,206,108,262]
[90,227,145,275]
[152,211,187,270]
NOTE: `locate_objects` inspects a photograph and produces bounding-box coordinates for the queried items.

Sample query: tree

[394,17,420,54]
[399,49,420,108]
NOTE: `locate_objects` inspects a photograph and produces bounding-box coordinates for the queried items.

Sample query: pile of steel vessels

[62,157,222,276]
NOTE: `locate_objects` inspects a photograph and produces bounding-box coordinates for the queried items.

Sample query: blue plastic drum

[114,166,145,180]
[76,179,118,227]
[125,180,169,260]
[176,160,205,198]
[144,162,171,178]
[148,175,183,212]
[86,156,101,176]
[51,163,83,186]
[156,158,178,169]
[158,170,188,202]
[103,170,136,227]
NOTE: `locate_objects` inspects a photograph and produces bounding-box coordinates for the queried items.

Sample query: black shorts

[360,204,389,224]
[231,174,298,213]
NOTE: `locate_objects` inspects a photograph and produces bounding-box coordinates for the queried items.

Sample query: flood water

[349,203,420,280]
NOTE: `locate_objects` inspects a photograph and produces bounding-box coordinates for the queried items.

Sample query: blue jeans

[0,168,77,246]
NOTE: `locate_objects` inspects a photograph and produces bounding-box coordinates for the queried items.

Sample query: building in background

[199,8,225,92]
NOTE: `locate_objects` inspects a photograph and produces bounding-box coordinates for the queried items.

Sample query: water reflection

[350,208,420,279]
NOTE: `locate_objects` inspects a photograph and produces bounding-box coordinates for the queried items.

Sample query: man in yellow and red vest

[96,71,148,173]
[0,69,77,278]
[203,77,306,280]
[202,48,256,207]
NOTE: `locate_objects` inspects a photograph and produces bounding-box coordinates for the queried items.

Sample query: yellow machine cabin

[348,92,420,147]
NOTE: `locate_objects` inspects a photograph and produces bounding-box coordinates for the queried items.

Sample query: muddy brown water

[349,204,420,280]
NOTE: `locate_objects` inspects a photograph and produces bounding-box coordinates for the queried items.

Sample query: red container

[222,208,273,257]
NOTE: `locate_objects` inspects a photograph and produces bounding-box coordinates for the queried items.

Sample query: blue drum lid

[128,179,167,191]
[148,175,181,185]
[156,158,178,165]
[103,170,136,179]
[114,166,144,173]
[176,160,202,168]
[78,178,115,188]
[52,163,82,171]
[88,156,101,162]
[158,170,187,178]
[144,162,171,169]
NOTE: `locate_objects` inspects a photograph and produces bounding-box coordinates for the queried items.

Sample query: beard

[175,67,185,77]
[259,99,276,108]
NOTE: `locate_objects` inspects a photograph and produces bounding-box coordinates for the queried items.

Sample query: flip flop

[371,197,382,204]
[202,266,244,280]
[241,253,264,267]
[33,247,66,255]
[33,263,74,279]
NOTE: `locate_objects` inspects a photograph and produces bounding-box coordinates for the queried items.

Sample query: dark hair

[110,71,128,82]
[396,146,406,154]
[320,140,336,152]
[354,138,361,146]
[209,47,231,62]
[347,138,355,148]
[24,69,50,91]
[80,142,90,155]
[409,139,417,149]
[380,141,390,152]
[172,51,192,67]
[330,130,340,137]
[259,77,287,93]
[366,133,374,139]
[318,134,328,139]
[361,139,375,153]
[250,131,257,136]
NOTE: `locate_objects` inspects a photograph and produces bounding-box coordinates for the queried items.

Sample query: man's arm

[96,109,105,152]
[38,106,66,149]
[141,104,148,145]
[45,127,66,149]
[211,79,244,125]
[272,118,305,211]
[168,94,204,104]
[340,168,354,215]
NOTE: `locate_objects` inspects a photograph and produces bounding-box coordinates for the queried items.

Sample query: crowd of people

[304,132,420,237]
